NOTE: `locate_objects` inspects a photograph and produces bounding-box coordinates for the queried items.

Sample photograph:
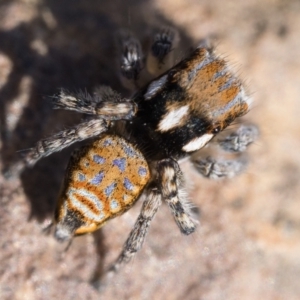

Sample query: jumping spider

[25,26,258,275]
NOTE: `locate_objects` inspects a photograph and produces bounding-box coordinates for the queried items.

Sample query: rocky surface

[1,0,300,299]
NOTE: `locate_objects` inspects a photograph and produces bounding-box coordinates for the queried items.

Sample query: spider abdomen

[54,135,150,241]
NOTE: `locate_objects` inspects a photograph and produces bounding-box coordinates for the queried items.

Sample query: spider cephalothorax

[26,26,258,275]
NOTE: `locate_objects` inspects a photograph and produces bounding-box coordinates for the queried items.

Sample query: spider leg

[191,124,259,179]
[26,84,141,166]
[218,124,259,153]
[53,86,137,120]
[146,26,179,77]
[107,188,161,275]
[192,156,248,180]
[157,158,197,235]
[25,118,108,166]
[116,30,144,91]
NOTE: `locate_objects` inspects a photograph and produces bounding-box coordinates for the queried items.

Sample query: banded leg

[25,118,108,166]
[53,86,137,120]
[157,158,197,235]
[107,189,162,275]
[26,85,139,166]
[146,26,179,77]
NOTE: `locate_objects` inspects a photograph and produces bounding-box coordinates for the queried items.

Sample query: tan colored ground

[1,0,300,299]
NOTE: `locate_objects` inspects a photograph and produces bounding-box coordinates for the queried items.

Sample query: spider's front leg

[116,30,144,91]
[192,124,259,179]
[157,158,197,235]
[116,27,179,90]
[146,27,179,77]
[25,87,137,166]
[218,124,259,153]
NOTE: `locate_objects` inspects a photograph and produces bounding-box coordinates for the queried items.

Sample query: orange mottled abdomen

[56,135,150,236]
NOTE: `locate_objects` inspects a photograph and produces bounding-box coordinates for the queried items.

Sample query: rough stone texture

[1,0,300,299]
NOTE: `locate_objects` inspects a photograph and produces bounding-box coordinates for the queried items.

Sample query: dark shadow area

[90,230,107,282]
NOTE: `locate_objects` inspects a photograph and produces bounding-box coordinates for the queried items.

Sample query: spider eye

[212,126,221,134]
[168,69,177,78]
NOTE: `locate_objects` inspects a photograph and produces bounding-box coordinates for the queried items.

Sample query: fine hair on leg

[106,189,162,275]
[25,118,108,166]
[157,158,197,235]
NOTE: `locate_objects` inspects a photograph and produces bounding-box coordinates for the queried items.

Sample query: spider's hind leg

[25,118,108,166]
[105,188,162,276]
[191,124,259,179]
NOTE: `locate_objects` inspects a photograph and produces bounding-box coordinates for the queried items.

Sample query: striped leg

[25,118,108,166]
[157,158,197,235]
[53,87,137,120]
[107,189,162,275]
[26,84,140,167]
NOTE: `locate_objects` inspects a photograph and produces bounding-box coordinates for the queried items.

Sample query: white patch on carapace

[68,188,105,222]
[158,105,189,132]
[182,134,213,152]
[144,75,167,100]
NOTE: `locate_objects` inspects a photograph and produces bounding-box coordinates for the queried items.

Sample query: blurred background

[1,0,300,299]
